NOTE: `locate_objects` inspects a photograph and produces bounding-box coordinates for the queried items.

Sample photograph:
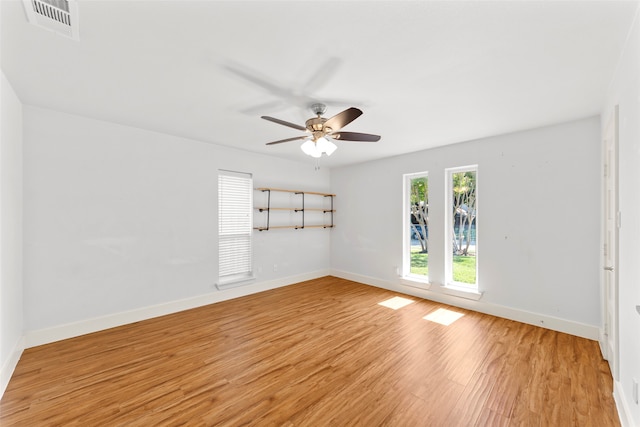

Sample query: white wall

[331,117,601,337]
[22,106,331,340]
[0,71,24,396]
[602,7,640,427]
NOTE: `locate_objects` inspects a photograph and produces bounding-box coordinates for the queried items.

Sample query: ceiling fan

[261,103,381,158]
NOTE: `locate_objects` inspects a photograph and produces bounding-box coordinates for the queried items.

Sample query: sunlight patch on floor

[424,308,465,326]
[378,296,414,310]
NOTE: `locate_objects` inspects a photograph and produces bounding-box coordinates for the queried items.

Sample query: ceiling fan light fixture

[300,137,336,158]
[301,139,322,158]
[316,137,337,156]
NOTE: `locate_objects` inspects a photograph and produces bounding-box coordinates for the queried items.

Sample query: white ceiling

[2,0,638,168]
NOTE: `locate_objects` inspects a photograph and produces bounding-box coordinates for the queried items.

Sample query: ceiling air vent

[22,0,79,40]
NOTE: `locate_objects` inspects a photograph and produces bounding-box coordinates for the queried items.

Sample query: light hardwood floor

[1,276,618,426]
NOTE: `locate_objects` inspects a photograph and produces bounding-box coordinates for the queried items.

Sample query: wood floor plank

[0,276,619,426]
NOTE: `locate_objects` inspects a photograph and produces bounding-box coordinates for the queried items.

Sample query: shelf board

[255,207,300,211]
[255,187,335,197]
[254,225,334,231]
[255,207,335,212]
[254,225,302,230]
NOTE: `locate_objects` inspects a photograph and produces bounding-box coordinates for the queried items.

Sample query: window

[403,172,429,285]
[218,170,254,287]
[445,166,478,289]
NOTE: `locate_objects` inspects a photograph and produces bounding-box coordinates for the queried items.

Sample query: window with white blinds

[218,170,253,286]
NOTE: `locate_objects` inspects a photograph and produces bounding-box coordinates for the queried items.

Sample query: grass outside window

[410,250,476,284]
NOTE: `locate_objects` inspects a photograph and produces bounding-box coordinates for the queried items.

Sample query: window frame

[444,165,479,293]
[217,169,254,289]
[402,171,431,289]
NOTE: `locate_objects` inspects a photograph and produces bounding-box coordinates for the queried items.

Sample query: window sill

[441,283,483,301]
[216,275,256,290]
[400,276,431,290]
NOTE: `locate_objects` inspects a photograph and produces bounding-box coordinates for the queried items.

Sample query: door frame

[601,105,619,381]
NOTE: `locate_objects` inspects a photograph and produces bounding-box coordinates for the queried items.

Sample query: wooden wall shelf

[254,188,335,231]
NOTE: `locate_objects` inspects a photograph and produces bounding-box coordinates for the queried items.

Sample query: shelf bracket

[295,191,305,229]
[259,189,271,231]
[324,194,334,228]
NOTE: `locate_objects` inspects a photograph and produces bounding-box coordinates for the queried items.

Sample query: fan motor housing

[306,117,327,132]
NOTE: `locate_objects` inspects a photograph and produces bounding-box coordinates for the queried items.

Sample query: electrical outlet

[633,378,639,405]
[273,264,278,272]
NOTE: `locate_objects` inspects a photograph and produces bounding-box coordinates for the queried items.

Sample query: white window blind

[218,170,253,286]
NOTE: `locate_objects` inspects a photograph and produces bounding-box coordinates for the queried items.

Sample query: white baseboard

[1,336,26,398]
[25,270,329,348]
[599,328,608,361]
[330,269,600,341]
[614,379,636,427]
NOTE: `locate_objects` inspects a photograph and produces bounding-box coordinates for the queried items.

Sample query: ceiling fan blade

[331,132,381,142]
[323,107,363,132]
[240,100,286,115]
[303,57,342,93]
[266,136,307,146]
[225,64,292,100]
[316,97,366,108]
[225,63,325,110]
[261,116,307,131]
